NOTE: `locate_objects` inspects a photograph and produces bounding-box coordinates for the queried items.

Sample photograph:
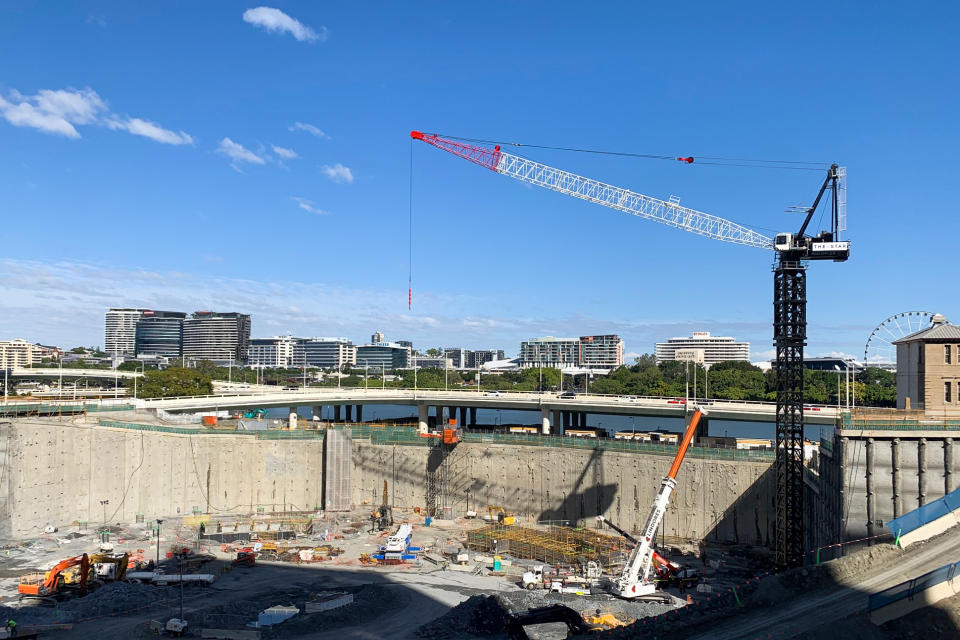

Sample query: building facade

[249,336,303,368]
[894,316,960,415]
[0,340,41,368]
[303,338,356,369]
[135,311,186,358]
[519,337,580,368]
[104,308,150,356]
[655,331,750,366]
[579,335,624,368]
[371,331,385,344]
[356,343,410,369]
[182,311,251,364]
[444,348,507,369]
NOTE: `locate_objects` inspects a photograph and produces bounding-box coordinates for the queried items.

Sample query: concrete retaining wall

[0,420,324,537]
[352,440,776,545]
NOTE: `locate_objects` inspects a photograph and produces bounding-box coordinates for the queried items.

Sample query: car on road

[559,391,577,399]
[484,391,503,397]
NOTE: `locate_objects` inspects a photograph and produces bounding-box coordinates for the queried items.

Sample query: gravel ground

[0,581,184,626]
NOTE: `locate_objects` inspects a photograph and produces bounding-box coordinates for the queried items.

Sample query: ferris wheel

[864,311,938,366]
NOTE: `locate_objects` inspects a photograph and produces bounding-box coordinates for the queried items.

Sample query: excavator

[370,480,394,532]
[18,553,90,602]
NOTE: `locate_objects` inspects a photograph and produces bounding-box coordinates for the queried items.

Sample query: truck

[372,523,419,561]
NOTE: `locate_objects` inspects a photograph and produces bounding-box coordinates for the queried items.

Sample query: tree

[136,368,213,398]
[425,348,441,357]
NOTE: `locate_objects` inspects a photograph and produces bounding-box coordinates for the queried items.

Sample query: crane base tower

[774,261,807,568]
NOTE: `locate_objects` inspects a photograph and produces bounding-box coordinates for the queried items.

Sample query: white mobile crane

[606,409,704,598]
[410,131,849,567]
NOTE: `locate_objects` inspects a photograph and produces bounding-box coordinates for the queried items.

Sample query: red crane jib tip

[410,130,426,140]
[676,157,694,164]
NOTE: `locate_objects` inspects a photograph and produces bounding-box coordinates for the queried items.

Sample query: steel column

[774,260,806,568]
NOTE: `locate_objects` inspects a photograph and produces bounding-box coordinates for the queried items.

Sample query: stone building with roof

[893,314,960,415]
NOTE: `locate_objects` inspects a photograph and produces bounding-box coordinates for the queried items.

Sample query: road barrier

[886,485,960,548]
[868,559,960,625]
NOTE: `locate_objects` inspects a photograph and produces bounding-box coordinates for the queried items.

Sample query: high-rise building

[444,348,467,368]
[579,335,624,368]
[356,342,410,369]
[303,338,356,369]
[135,311,187,358]
[182,311,251,364]
[371,331,385,344]
[519,337,580,368]
[655,331,750,366]
[105,308,150,356]
[0,339,41,368]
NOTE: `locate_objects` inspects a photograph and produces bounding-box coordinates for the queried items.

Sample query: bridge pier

[418,405,428,435]
[334,406,341,422]
[562,411,570,429]
[541,408,550,435]
[345,405,353,422]
[552,411,561,436]
[288,408,298,430]
[312,406,323,422]
[356,405,363,423]
[469,407,477,426]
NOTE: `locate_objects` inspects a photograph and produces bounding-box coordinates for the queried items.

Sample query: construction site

[0,396,956,639]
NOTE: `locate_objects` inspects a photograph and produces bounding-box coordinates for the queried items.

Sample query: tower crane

[411,131,850,568]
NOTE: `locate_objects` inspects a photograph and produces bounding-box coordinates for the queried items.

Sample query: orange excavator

[18,553,90,600]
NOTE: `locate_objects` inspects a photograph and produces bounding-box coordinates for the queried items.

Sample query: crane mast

[411,131,849,568]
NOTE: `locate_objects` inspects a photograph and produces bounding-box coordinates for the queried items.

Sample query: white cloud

[321,163,354,183]
[0,85,193,146]
[271,145,298,159]
[289,122,329,139]
[217,137,266,166]
[107,117,194,145]
[242,7,326,42]
[0,87,106,138]
[292,197,327,215]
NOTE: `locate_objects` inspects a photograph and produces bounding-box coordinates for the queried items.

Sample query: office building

[519,337,580,368]
[135,311,187,358]
[249,336,304,368]
[182,311,251,364]
[371,331,385,344]
[655,331,749,366]
[893,315,960,415]
[104,308,150,356]
[0,339,41,368]
[411,356,453,369]
[579,335,624,368]
[303,338,356,369]
[356,342,410,369]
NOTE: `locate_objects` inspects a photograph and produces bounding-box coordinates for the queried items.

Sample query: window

[946,381,952,404]
[948,345,953,365]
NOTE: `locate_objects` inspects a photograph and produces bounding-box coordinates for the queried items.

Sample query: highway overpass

[138,387,839,427]
[8,367,142,379]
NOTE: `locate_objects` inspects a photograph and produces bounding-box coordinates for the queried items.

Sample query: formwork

[324,427,352,511]
[466,524,629,571]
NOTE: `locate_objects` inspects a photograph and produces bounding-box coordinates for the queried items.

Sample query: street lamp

[381,364,385,390]
[834,365,842,413]
[365,364,369,390]
[58,359,63,401]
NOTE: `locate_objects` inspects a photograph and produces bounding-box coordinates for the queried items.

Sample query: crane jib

[410,131,772,249]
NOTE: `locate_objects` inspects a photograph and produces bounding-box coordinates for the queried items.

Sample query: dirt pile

[415,595,509,639]
[0,582,181,626]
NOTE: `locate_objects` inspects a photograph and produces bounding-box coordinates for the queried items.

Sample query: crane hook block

[676,157,694,164]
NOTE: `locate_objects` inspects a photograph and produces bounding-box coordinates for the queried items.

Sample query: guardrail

[841,413,960,431]
[869,559,960,612]
[0,403,134,416]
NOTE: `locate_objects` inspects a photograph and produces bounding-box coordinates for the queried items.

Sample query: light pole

[365,364,369,390]
[476,364,481,393]
[413,355,418,391]
[834,365,842,413]
[381,364,385,390]
[444,360,448,392]
[156,518,163,567]
[58,359,63,400]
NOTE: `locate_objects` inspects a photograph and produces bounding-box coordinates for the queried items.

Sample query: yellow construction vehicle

[486,505,515,525]
[89,552,130,582]
[582,611,630,629]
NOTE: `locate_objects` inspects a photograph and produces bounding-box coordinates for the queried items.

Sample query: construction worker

[198,522,206,537]
[216,521,222,533]
[6,618,16,636]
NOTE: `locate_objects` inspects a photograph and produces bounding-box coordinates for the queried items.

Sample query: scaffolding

[466,523,630,573]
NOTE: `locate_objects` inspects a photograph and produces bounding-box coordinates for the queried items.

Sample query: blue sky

[1,2,957,361]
